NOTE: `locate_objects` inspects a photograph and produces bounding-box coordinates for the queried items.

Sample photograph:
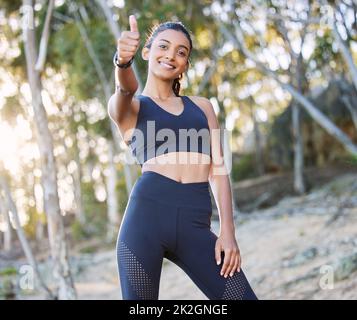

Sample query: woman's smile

[159,61,176,70]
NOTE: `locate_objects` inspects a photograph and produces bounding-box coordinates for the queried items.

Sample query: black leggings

[116,171,258,300]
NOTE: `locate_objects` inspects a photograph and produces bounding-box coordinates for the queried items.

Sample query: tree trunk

[32,177,45,245]
[331,11,357,131]
[0,190,12,251]
[292,52,306,194]
[72,134,86,225]
[0,174,54,299]
[271,7,307,194]
[332,20,357,92]
[21,0,76,299]
[340,94,357,131]
[106,141,120,241]
[292,102,305,193]
[250,101,264,176]
[35,220,45,244]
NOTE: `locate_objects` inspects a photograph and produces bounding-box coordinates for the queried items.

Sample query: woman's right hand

[117,15,140,65]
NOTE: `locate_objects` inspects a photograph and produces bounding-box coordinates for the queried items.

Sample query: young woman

[108,15,258,300]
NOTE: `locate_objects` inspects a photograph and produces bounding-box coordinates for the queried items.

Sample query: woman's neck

[142,75,176,100]
[141,90,176,100]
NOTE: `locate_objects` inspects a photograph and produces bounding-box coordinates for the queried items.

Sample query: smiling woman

[110,16,258,301]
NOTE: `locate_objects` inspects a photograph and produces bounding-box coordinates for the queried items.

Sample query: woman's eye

[159,44,186,56]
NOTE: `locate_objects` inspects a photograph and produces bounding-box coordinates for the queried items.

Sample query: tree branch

[217,16,357,155]
[35,0,55,72]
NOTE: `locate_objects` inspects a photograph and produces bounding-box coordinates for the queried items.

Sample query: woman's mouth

[159,61,176,70]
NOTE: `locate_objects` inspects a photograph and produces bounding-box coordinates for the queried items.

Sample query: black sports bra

[127,95,212,167]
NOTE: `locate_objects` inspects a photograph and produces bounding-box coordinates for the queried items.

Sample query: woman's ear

[141,47,149,61]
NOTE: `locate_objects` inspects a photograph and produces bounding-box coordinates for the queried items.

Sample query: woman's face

[143,29,191,80]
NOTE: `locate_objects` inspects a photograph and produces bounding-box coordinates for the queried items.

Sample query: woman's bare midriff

[141,151,211,183]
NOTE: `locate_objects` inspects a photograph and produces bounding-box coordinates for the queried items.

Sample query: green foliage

[0,267,18,299]
[231,153,258,182]
[90,118,112,140]
[331,152,357,166]
[267,110,294,169]
[310,30,341,73]
[71,178,108,240]
[79,245,97,254]
[0,267,17,276]
[343,153,357,166]
[0,0,22,16]
[23,207,46,240]
[0,277,16,300]
[49,19,114,102]
[0,96,20,125]
[79,180,107,237]
[116,165,130,215]
[71,220,90,241]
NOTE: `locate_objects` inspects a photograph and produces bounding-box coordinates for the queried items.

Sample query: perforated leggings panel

[117,240,158,300]
[116,171,258,300]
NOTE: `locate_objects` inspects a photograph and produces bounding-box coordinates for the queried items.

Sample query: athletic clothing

[116,93,257,300]
[117,171,258,300]
[127,95,212,167]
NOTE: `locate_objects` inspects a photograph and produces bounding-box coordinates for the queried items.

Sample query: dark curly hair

[143,21,193,97]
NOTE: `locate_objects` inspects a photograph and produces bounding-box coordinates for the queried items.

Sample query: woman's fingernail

[230,273,233,277]
[217,261,220,265]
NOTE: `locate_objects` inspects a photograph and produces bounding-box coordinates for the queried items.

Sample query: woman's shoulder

[186,95,216,119]
[186,95,210,104]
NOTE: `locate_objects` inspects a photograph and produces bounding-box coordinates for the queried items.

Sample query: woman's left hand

[215,232,241,278]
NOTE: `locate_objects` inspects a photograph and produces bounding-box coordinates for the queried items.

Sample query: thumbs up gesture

[117,15,140,65]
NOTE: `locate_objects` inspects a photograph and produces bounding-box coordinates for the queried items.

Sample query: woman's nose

[165,50,175,60]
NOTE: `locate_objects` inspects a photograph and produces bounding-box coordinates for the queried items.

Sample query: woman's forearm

[209,171,235,235]
[115,65,138,93]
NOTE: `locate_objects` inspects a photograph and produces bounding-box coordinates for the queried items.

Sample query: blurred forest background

[0,0,357,300]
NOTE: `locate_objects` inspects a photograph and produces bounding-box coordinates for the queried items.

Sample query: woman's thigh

[170,205,258,300]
